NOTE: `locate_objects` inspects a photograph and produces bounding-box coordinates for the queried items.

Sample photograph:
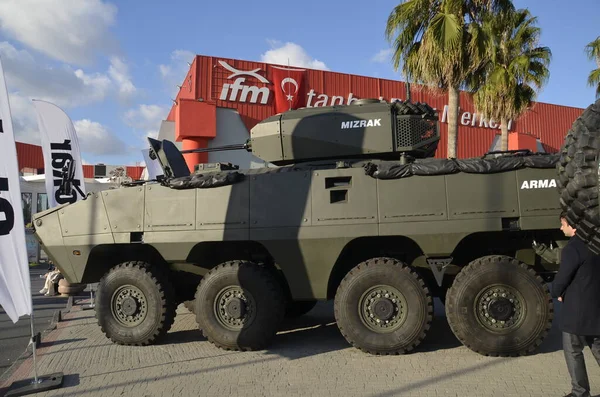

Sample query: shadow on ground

[164,329,206,345]
[164,296,564,360]
[262,299,465,360]
[62,373,81,389]
[39,338,86,349]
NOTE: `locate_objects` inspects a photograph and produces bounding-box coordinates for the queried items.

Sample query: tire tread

[95,260,176,346]
[445,255,553,357]
[334,257,433,355]
[194,260,285,351]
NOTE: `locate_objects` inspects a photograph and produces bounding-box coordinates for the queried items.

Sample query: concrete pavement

[1,297,599,397]
[0,265,69,378]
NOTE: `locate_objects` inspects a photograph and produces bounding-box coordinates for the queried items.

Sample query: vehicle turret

[248,99,440,165]
[147,99,440,178]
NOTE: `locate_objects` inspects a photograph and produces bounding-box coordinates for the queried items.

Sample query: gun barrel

[180,142,251,154]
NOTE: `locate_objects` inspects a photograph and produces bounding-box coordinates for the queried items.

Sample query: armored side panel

[247,167,379,300]
[516,167,562,228]
[32,205,79,283]
[446,172,519,220]
[195,177,250,231]
[57,193,115,281]
[33,193,116,282]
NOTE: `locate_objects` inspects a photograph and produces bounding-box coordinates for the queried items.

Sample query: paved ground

[1,296,599,397]
[0,265,68,376]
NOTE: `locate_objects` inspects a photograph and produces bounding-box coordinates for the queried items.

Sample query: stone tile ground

[1,298,599,397]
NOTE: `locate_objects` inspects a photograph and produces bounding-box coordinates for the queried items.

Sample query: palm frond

[588,68,600,98]
[429,12,462,50]
[472,7,550,123]
[584,36,600,61]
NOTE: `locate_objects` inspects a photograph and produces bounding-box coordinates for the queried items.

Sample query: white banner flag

[32,100,86,208]
[0,56,32,323]
[141,149,163,180]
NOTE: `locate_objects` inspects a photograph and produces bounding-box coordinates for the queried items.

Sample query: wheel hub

[371,298,394,321]
[225,297,246,319]
[360,286,407,333]
[215,287,256,330]
[476,285,524,331]
[111,285,148,327]
[121,296,138,316]
[487,297,514,321]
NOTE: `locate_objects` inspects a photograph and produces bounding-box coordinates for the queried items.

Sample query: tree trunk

[447,86,459,158]
[500,117,509,151]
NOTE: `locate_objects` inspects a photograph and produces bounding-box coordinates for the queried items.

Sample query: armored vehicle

[33,98,581,357]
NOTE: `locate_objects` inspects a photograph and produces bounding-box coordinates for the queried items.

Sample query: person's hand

[558,297,563,302]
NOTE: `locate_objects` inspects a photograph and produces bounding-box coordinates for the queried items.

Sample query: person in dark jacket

[552,212,600,397]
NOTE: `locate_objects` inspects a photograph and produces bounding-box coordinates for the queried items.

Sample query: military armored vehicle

[33,98,577,357]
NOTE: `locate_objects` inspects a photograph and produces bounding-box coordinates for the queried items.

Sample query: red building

[164,55,584,171]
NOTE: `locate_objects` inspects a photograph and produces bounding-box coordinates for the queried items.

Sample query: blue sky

[0,0,598,166]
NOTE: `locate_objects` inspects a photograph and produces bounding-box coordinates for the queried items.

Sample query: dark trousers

[563,332,600,397]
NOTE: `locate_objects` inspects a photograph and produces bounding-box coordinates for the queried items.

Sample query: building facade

[160,55,585,171]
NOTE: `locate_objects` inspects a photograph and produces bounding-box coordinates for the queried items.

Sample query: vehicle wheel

[334,257,433,355]
[285,300,317,318]
[445,255,553,357]
[95,261,176,346]
[557,98,600,253]
[194,260,285,351]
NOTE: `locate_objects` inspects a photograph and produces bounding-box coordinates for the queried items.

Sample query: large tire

[445,255,553,357]
[334,257,433,355]
[95,261,176,346]
[285,300,317,318]
[557,98,600,253]
[194,260,286,351]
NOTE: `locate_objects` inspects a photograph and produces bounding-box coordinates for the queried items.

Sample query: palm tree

[385,0,514,158]
[472,8,551,151]
[585,36,600,98]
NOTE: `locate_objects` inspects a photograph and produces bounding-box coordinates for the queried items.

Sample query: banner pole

[29,312,40,384]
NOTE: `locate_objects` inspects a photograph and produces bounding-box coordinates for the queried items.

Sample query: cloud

[158,50,196,98]
[124,104,170,140]
[108,56,136,101]
[260,41,329,70]
[0,0,118,66]
[7,92,39,144]
[371,48,393,63]
[0,42,113,107]
[73,119,129,156]
[0,42,141,143]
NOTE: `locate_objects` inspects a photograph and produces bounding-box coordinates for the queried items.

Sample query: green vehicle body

[32,99,567,355]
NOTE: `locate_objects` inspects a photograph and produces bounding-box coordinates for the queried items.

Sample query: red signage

[271,65,308,113]
[210,59,514,132]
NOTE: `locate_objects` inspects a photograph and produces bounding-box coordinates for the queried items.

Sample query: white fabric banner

[141,149,163,180]
[0,56,32,323]
[32,100,86,208]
